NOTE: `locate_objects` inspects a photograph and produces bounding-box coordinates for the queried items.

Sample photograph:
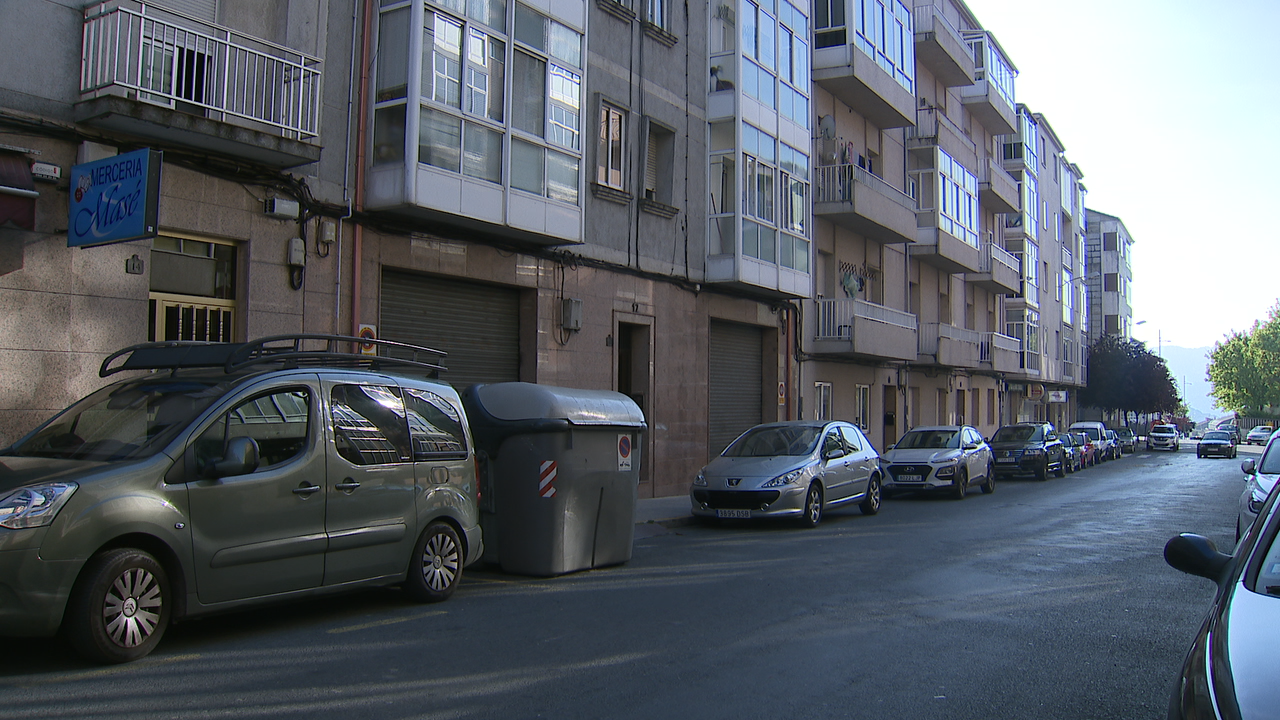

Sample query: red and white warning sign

[539,460,557,498]
[358,324,378,356]
[618,434,632,471]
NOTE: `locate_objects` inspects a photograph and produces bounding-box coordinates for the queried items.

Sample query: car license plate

[897,474,921,482]
[997,457,1016,463]
[716,509,751,519]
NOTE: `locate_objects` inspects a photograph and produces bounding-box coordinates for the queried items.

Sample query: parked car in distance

[1148,424,1181,452]
[691,420,882,528]
[882,425,994,499]
[1197,430,1237,459]
[1221,425,1243,444]
[1246,425,1275,445]
[1163,477,1280,720]
[1105,429,1122,456]
[1058,432,1084,473]
[1070,431,1098,467]
[1113,427,1138,454]
[0,335,483,664]
[1068,421,1115,461]
[989,422,1066,480]
[1240,434,1280,540]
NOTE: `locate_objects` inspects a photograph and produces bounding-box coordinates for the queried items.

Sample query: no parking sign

[618,434,632,471]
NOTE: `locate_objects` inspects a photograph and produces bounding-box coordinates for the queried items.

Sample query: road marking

[327,610,446,634]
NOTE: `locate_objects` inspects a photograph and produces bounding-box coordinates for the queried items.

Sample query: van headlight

[0,483,78,529]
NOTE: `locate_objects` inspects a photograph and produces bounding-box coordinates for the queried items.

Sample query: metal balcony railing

[815,298,917,340]
[985,242,1019,275]
[812,164,918,211]
[979,331,1019,363]
[81,1,321,139]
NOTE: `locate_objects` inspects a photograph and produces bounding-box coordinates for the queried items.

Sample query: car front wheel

[404,521,463,603]
[981,464,996,494]
[65,548,171,664]
[951,469,968,500]
[800,483,824,527]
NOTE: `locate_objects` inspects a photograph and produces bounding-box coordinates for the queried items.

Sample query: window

[598,103,626,190]
[644,120,675,204]
[839,425,863,452]
[815,382,832,421]
[854,384,871,430]
[937,149,978,247]
[1103,231,1118,251]
[1104,273,1118,292]
[331,385,413,466]
[195,389,310,471]
[813,0,846,48]
[404,388,468,459]
[644,0,666,28]
[149,235,236,342]
[854,0,914,93]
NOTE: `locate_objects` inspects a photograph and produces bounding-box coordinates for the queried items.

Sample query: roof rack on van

[100,334,447,377]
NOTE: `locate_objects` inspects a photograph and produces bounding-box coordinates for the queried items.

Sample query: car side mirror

[1242,458,1256,475]
[824,447,846,460]
[964,442,980,450]
[203,436,261,479]
[1164,533,1232,583]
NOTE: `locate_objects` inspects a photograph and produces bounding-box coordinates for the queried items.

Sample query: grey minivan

[0,335,483,663]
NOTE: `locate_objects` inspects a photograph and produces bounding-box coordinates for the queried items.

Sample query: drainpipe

[351,0,374,336]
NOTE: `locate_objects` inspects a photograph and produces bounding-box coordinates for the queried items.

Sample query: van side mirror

[203,436,261,478]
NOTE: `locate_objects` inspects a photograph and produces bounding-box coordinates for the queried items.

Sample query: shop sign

[1047,390,1069,403]
[68,148,162,248]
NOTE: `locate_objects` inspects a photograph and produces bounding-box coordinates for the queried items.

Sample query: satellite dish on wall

[818,114,836,139]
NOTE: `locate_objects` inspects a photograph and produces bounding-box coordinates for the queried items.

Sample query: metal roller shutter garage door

[380,270,520,388]
[709,320,763,455]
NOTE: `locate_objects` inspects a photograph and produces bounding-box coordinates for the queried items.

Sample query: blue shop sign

[68,148,162,248]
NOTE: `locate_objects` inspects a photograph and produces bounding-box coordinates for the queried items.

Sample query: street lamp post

[1135,320,1162,358]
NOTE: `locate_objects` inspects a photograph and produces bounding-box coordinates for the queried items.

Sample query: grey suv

[0,335,483,663]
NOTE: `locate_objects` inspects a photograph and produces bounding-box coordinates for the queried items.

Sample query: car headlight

[0,483,78,530]
[934,463,957,477]
[693,472,708,487]
[762,468,806,488]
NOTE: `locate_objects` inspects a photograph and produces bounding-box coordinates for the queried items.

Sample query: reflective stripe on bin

[539,460,557,498]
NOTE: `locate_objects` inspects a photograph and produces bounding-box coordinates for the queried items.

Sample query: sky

[960,0,1280,353]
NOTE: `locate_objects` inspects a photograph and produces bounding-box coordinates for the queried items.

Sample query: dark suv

[0,335,483,663]
[989,422,1066,480]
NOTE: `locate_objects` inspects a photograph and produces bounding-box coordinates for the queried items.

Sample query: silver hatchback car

[691,421,882,527]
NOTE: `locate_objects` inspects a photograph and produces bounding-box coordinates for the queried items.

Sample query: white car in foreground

[1239,434,1280,539]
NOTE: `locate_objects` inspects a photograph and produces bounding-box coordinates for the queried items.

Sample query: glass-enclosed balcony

[959,31,1016,136]
[908,147,981,273]
[77,0,322,168]
[812,0,916,128]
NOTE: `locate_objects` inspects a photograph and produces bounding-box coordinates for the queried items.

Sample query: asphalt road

[0,441,1251,719]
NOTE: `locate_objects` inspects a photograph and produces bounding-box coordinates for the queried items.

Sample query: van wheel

[404,522,463,603]
[64,549,170,664]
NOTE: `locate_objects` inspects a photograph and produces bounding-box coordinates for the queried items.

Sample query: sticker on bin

[539,460,557,498]
[618,434,632,471]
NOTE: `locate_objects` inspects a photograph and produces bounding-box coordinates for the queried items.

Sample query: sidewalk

[634,493,693,527]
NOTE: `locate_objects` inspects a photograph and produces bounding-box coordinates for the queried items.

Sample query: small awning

[0,153,37,231]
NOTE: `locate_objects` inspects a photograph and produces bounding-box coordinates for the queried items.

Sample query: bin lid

[469,382,645,427]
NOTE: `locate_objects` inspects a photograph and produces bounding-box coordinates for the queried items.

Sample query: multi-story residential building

[1083,209,1135,344]
[0,0,349,443]
[0,0,1121,500]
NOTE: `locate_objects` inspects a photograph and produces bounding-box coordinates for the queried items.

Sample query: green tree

[1080,334,1179,419]
[1208,302,1280,415]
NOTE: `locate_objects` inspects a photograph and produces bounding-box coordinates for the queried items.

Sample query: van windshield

[6,377,233,462]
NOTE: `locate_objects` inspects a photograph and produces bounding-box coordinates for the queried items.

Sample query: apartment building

[0,0,1114,499]
[0,0,351,443]
[1083,209,1135,344]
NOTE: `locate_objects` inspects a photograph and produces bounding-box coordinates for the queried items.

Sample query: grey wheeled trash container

[461,382,646,576]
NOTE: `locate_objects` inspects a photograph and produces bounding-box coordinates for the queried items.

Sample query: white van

[1068,421,1116,461]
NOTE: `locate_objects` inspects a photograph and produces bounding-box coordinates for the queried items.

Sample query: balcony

[980,157,1018,214]
[913,5,975,88]
[959,32,1017,136]
[76,1,322,168]
[906,108,976,169]
[811,298,918,361]
[918,323,980,368]
[959,79,1016,136]
[979,332,1020,373]
[910,223,981,273]
[812,44,916,129]
[813,164,917,245]
[964,241,1020,294]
